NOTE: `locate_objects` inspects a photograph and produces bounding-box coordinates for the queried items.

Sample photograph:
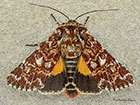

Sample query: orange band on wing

[51,56,64,76]
[78,56,91,75]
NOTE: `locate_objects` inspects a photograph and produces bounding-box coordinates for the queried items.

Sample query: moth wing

[77,34,133,93]
[76,56,102,94]
[7,33,65,93]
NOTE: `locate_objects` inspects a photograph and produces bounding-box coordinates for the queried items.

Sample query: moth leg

[26,41,46,47]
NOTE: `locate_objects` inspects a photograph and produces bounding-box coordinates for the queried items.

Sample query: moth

[7,3,133,98]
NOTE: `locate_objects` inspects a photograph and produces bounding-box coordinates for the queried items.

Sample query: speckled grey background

[0,0,140,105]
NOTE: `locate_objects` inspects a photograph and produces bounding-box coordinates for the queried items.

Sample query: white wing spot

[36,57,43,66]
[37,78,44,88]
[45,62,52,68]
[16,76,21,81]
[99,57,106,66]
[90,61,97,69]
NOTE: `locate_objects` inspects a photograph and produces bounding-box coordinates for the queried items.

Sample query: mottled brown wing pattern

[81,33,133,91]
[7,33,62,91]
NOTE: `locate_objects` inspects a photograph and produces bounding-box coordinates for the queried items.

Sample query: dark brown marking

[66,84,75,89]
[40,72,66,92]
[75,71,101,93]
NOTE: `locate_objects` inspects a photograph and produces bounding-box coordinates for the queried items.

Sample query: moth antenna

[75,9,119,20]
[51,14,60,25]
[84,16,89,25]
[29,3,70,21]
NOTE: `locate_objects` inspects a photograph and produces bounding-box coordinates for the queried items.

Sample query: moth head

[56,20,87,36]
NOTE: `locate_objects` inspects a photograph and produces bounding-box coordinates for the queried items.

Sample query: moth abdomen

[65,82,79,98]
[63,55,80,98]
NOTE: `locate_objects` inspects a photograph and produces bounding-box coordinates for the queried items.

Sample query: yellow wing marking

[51,56,64,76]
[78,56,91,75]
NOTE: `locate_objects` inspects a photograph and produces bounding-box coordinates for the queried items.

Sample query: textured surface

[0,0,140,105]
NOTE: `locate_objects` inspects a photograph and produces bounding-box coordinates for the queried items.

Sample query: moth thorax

[61,44,82,58]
